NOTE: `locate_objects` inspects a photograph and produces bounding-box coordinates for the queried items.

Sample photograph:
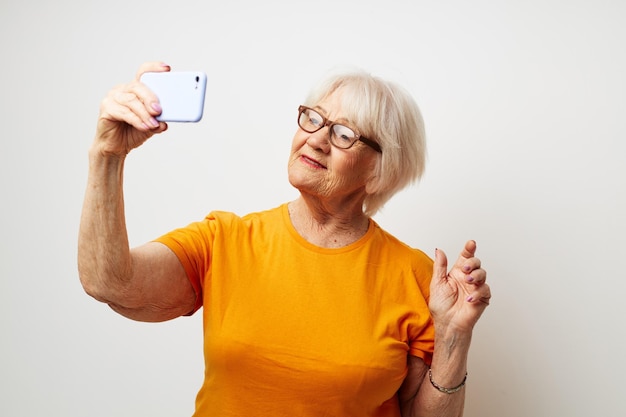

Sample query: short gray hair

[304,70,427,216]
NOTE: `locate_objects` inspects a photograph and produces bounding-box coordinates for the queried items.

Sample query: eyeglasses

[297,105,382,153]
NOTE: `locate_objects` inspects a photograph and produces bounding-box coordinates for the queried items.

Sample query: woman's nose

[306,126,332,153]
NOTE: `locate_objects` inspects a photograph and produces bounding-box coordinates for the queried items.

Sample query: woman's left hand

[429,240,491,333]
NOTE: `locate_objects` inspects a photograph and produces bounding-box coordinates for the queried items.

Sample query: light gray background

[1,1,624,416]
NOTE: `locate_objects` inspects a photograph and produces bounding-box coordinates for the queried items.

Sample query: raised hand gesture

[94,61,170,157]
[429,240,491,333]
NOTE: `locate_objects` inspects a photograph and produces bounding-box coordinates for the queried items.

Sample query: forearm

[77,147,132,303]
[412,327,472,417]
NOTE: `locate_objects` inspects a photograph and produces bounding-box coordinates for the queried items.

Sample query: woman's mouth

[300,155,327,169]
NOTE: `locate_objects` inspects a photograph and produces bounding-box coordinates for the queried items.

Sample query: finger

[99,99,153,132]
[107,89,159,129]
[101,89,161,131]
[467,283,491,306]
[134,62,171,117]
[459,240,477,259]
[460,257,482,274]
[466,267,486,285]
[134,61,171,81]
[127,81,163,118]
[431,248,449,286]
[455,240,480,273]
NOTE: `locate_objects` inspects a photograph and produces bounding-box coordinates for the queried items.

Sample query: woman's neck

[288,197,370,248]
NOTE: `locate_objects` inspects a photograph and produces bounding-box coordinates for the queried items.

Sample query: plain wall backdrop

[1,1,624,416]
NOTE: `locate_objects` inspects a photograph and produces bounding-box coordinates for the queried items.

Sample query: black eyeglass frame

[297,105,382,153]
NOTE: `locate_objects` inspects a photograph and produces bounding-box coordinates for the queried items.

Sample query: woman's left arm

[399,240,491,417]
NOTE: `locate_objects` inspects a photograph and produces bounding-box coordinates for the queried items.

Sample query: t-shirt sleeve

[153,215,218,315]
[407,250,435,365]
[408,323,435,366]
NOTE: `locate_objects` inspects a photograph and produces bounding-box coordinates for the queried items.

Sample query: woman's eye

[333,125,355,143]
[308,113,322,127]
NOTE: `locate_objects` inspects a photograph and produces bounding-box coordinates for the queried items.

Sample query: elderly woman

[78,61,490,417]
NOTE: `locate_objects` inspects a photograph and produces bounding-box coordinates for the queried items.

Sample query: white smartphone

[140,71,207,122]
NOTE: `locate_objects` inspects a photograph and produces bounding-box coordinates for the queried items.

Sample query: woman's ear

[365,175,379,195]
[365,157,382,195]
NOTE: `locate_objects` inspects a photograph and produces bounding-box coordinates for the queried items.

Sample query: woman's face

[287,89,379,202]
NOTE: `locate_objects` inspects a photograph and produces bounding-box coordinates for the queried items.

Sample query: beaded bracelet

[428,368,468,394]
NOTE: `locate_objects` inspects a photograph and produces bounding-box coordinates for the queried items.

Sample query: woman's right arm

[77,62,196,322]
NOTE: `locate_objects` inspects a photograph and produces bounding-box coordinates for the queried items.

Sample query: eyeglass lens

[299,108,357,149]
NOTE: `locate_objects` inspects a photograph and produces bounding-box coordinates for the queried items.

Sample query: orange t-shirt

[155,204,434,417]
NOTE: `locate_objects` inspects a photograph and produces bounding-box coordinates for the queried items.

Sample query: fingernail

[466,296,474,302]
[466,275,474,282]
[149,117,159,127]
[151,102,162,112]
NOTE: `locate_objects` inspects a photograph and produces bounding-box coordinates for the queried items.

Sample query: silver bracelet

[428,368,467,394]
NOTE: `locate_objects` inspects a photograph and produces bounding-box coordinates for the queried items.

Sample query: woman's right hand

[93,61,171,157]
